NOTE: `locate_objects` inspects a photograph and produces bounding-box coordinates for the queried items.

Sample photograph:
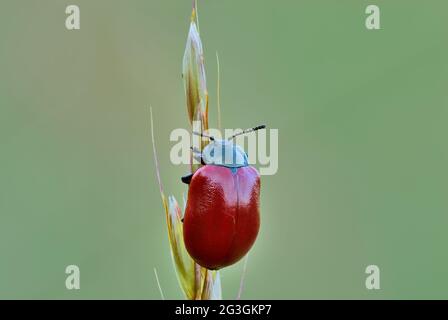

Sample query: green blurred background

[1,0,447,299]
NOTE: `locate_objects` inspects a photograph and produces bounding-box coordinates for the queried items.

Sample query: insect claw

[190,146,202,154]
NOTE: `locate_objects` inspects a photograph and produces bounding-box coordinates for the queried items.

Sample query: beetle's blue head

[202,139,248,168]
[193,125,266,169]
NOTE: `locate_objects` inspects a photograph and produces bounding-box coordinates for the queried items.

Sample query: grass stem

[153,267,165,300]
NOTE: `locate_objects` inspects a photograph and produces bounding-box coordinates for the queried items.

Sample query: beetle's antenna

[192,131,215,141]
[228,125,266,140]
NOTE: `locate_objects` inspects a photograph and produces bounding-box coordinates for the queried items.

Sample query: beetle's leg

[192,154,203,165]
[181,173,194,185]
[182,147,205,184]
[190,146,205,165]
[191,146,201,154]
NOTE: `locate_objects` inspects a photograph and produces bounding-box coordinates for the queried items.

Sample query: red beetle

[182,126,265,270]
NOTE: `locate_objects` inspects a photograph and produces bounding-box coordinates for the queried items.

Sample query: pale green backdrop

[0,0,447,299]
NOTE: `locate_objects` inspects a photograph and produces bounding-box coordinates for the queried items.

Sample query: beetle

[181,125,265,270]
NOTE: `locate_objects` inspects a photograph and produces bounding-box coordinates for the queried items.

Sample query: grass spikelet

[151,2,223,300]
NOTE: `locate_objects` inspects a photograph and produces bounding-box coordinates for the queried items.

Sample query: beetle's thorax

[202,139,248,168]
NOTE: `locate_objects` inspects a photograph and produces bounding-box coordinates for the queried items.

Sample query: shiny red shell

[183,165,260,270]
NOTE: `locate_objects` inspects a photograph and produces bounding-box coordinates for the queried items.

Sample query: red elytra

[183,164,260,270]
